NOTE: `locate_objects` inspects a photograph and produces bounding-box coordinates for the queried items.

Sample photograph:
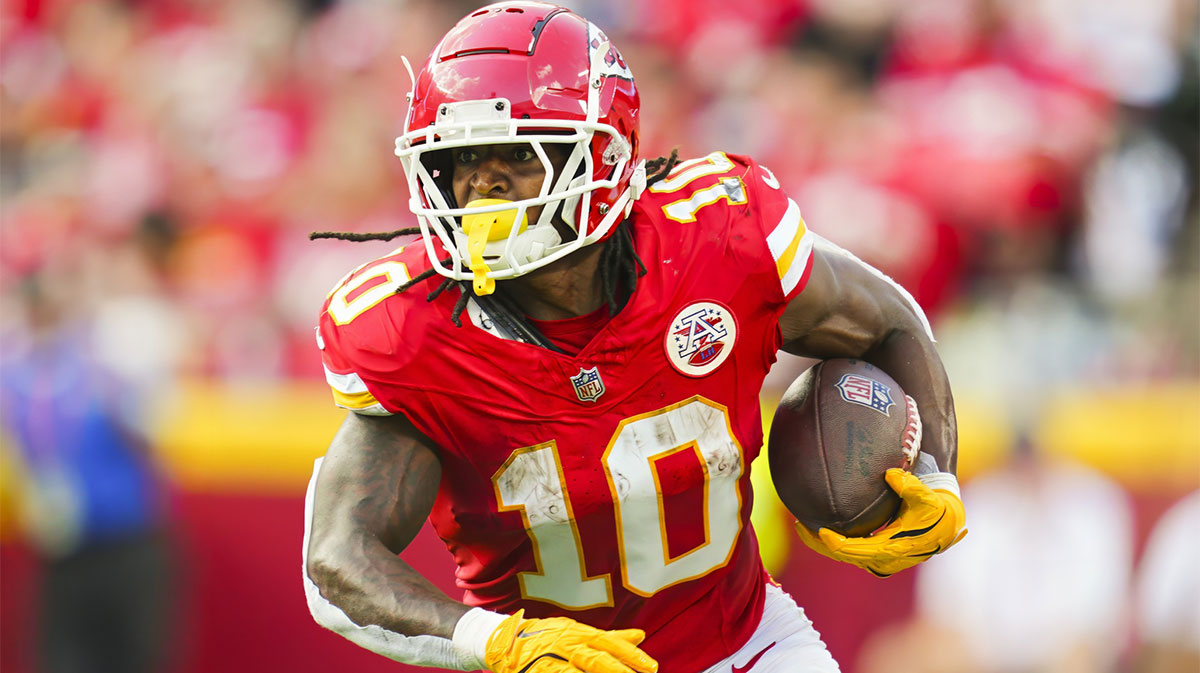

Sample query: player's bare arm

[305,412,658,671]
[779,238,967,576]
[306,411,468,637]
[777,238,956,473]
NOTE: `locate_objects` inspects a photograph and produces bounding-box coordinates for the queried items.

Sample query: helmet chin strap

[466,285,569,354]
[456,199,566,295]
[628,161,647,202]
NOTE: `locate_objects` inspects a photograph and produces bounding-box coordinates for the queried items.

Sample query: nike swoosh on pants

[731,641,777,673]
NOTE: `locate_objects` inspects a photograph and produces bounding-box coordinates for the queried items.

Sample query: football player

[303,3,966,672]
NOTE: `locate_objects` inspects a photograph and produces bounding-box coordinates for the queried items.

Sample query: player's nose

[468,154,512,199]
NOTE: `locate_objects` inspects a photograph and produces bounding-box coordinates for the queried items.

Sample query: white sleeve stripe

[766,198,803,260]
[343,402,393,416]
[324,366,392,415]
[302,458,469,669]
[814,235,936,341]
[780,235,814,295]
[325,366,370,395]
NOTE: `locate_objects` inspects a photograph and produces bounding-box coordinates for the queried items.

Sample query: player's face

[451,143,568,224]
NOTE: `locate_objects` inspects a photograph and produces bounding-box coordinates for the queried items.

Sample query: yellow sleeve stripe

[766,198,813,294]
[324,366,391,416]
[773,217,807,279]
[330,387,388,412]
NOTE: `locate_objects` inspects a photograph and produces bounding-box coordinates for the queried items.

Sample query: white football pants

[700,583,841,673]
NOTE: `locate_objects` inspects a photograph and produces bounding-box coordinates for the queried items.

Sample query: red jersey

[318,153,815,671]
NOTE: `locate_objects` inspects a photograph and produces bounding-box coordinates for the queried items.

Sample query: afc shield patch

[834,373,895,416]
[665,301,738,377]
[571,367,606,403]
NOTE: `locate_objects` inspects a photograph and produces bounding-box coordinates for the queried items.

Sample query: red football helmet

[395,1,645,288]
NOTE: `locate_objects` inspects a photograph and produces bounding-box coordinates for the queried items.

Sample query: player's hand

[484,609,659,673]
[795,468,967,577]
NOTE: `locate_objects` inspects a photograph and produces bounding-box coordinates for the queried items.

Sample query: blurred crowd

[2,0,1196,384]
[1,0,1197,672]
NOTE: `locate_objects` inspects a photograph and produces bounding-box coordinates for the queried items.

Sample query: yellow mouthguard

[462,199,528,296]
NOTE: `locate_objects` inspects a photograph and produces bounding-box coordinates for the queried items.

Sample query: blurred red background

[1,0,1196,671]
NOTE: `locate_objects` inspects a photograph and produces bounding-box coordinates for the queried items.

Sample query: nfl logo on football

[834,373,895,416]
[571,367,606,403]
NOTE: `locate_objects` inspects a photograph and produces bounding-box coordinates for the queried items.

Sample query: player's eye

[512,146,536,162]
[454,148,479,164]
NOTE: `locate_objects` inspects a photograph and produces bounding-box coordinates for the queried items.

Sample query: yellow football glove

[482,609,658,673]
[796,468,967,577]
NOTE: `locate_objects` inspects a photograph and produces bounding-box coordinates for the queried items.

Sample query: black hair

[310,149,681,329]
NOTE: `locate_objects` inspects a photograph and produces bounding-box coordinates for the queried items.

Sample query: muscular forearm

[302,457,473,668]
[301,414,478,667]
[862,327,957,474]
[306,535,469,638]
[308,411,468,636]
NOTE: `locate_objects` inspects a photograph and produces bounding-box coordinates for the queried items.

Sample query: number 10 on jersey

[492,397,745,609]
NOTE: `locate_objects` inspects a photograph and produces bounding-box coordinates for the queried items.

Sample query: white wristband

[917,470,961,500]
[451,607,508,671]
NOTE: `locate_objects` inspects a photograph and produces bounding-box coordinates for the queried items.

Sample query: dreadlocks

[308,226,469,320]
[308,228,420,242]
[643,149,681,185]
[310,149,682,329]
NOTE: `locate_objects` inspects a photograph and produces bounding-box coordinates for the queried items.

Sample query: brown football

[768,359,920,537]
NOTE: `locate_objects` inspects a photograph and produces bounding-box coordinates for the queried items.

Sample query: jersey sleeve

[319,329,393,416]
[316,249,423,417]
[737,155,815,306]
[642,151,815,309]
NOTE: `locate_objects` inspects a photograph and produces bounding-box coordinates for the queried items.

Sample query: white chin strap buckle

[629,161,647,201]
[453,225,562,277]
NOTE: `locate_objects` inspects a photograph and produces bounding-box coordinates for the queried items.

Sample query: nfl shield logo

[570,367,606,403]
[834,373,895,416]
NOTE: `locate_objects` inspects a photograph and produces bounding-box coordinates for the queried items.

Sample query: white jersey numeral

[491,397,744,608]
[493,442,613,610]
[647,152,735,193]
[604,397,744,596]
[661,178,748,223]
[649,152,750,223]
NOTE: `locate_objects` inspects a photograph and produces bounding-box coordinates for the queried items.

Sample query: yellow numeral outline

[648,441,711,564]
[493,442,614,610]
[662,178,748,223]
[603,395,744,597]
[492,397,745,608]
[327,259,411,326]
